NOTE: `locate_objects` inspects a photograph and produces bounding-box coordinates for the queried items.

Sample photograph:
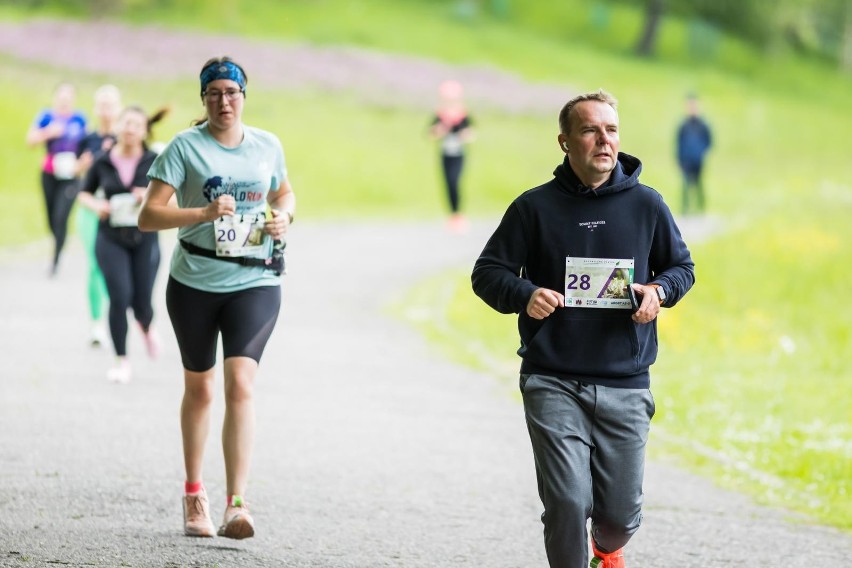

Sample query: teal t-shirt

[147,123,287,293]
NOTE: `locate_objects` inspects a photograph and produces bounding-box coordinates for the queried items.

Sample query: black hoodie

[472,152,695,388]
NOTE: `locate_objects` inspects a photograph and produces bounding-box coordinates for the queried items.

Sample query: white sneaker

[90,323,107,348]
[106,359,132,384]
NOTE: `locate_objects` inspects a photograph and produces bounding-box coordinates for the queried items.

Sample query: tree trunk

[635,0,665,57]
[842,0,852,72]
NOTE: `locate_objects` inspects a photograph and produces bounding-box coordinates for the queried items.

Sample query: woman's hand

[130,186,147,204]
[42,122,65,140]
[204,194,236,221]
[264,208,290,240]
[95,200,111,220]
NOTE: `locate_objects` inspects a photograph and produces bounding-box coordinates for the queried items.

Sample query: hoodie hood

[554,151,642,197]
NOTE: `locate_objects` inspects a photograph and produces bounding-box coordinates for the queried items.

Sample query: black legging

[441,154,464,213]
[95,231,160,356]
[41,172,80,269]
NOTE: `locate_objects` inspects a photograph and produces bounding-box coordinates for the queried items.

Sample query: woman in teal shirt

[139,57,296,541]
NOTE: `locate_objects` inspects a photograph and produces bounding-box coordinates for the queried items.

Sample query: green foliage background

[1,0,850,529]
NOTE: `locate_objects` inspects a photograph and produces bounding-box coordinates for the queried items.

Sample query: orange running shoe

[590,540,625,568]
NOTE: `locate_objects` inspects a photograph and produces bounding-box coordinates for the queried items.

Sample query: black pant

[441,155,464,213]
[680,163,705,215]
[95,230,161,356]
[41,172,80,268]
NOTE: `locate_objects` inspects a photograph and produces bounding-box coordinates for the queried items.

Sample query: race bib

[52,151,77,180]
[565,257,634,309]
[108,193,141,227]
[213,214,267,257]
[442,133,463,156]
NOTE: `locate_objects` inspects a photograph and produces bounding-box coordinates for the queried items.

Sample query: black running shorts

[165,276,281,372]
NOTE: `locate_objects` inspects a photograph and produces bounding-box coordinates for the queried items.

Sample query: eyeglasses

[203,89,244,101]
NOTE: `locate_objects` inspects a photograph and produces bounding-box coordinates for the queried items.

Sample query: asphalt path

[1,218,849,567]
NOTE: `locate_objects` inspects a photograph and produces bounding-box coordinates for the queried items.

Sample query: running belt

[179,239,285,275]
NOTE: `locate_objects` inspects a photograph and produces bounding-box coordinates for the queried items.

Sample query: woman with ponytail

[139,56,295,541]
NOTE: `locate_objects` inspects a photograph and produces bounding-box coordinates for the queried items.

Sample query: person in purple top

[25,82,88,275]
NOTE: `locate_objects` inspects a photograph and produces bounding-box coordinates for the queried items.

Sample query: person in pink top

[77,106,165,384]
[429,80,475,232]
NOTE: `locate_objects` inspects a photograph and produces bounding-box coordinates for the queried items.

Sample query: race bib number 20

[213,214,266,257]
[565,257,634,309]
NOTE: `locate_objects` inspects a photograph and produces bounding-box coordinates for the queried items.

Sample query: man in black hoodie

[472,90,694,568]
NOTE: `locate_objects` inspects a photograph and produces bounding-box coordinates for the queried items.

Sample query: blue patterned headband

[200,60,246,95]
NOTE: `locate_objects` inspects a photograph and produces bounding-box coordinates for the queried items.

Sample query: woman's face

[53,84,76,115]
[115,110,147,149]
[202,78,244,131]
[94,92,121,123]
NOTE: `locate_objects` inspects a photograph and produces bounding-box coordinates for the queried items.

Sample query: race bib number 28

[565,257,634,309]
[213,214,266,257]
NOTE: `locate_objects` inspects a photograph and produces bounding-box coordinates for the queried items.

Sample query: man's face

[559,100,620,187]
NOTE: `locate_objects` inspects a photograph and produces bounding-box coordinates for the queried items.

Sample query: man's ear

[558,134,569,154]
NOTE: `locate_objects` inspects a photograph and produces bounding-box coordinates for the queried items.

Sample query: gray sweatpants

[520,374,655,568]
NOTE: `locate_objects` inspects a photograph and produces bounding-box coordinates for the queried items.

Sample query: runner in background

[77,106,164,384]
[76,85,122,347]
[429,79,474,233]
[139,56,295,540]
[25,82,88,276]
[676,92,712,216]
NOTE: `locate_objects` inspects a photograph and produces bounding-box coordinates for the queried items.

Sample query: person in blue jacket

[676,93,712,215]
[472,89,695,568]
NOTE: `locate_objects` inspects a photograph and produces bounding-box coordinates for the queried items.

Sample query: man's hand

[630,283,661,324]
[526,288,565,320]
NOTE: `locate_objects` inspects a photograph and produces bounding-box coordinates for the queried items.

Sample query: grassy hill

[1,0,850,529]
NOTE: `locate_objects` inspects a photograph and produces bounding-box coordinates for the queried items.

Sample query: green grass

[396,193,852,529]
[3,58,556,245]
[2,0,851,530]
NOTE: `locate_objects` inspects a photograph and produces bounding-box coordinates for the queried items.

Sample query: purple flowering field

[0,18,573,114]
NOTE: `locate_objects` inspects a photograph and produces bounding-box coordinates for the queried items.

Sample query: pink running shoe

[183,491,216,538]
[138,323,161,359]
[217,497,255,540]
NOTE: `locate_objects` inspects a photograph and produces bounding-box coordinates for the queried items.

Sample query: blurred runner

[75,84,122,347]
[25,82,87,275]
[77,105,165,383]
[429,80,474,233]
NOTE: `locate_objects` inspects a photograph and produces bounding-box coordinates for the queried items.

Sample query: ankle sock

[227,495,244,507]
[185,481,203,495]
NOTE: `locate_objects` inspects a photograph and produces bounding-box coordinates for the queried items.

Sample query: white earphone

[562,141,569,151]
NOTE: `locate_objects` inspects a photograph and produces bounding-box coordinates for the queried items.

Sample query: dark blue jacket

[677,116,712,169]
[471,153,695,388]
